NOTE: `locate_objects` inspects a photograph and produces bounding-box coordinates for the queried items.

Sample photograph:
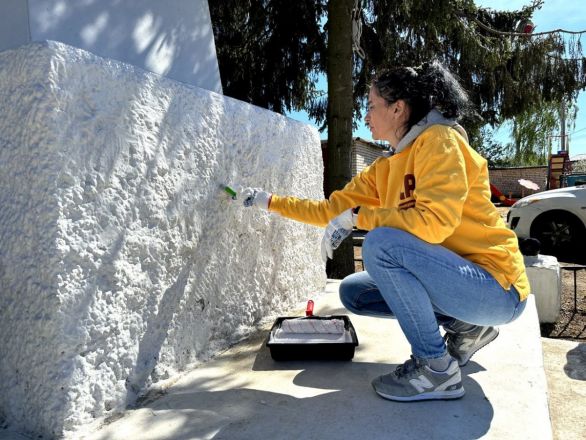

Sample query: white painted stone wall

[524,255,561,323]
[0,41,325,437]
[0,0,222,93]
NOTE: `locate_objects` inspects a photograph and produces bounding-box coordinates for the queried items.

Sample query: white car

[507,185,586,262]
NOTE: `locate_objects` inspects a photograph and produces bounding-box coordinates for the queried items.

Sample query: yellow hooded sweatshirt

[269,124,530,301]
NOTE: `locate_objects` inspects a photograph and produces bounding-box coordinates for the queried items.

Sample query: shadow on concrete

[91,342,494,440]
[204,290,496,438]
[213,342,493,439]
[72,288,551,439]
[564,343,586,381]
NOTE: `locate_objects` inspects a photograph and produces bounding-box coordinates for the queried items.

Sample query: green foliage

[473,101,578,167]
[473,127,515,168]
[210,1,586,159]
[572,159,586,173]
[472,101,578,167]
[506,100,577,165]
[208,0,327,114]
[357,0,585,137]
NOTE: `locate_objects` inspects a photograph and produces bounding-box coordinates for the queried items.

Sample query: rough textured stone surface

[524,255,561,323]
[0,41,325,437]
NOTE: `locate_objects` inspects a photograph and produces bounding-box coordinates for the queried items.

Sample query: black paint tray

[266,315,359,361]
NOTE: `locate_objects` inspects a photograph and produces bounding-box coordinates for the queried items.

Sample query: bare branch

[464,15,586,38]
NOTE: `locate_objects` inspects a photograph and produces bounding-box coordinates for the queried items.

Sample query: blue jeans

[339,227,526,360]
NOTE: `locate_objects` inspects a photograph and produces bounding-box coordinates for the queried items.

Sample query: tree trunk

[325,0,355,279]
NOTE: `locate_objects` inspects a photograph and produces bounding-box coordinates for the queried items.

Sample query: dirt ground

[540,266,586,341]
[353,206,586,342]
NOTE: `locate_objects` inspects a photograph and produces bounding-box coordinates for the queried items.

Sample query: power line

[570,127,586,135]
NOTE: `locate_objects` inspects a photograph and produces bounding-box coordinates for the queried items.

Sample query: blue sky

[287,0,586,159]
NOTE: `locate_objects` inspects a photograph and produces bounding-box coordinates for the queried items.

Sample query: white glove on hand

[241,187,272,210]
[321,208,357,262]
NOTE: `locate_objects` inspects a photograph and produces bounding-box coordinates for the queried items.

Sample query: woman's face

[365,87,409,146]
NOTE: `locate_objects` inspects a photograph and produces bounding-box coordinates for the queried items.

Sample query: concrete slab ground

[74,280,550,440]
[541,338,586,440]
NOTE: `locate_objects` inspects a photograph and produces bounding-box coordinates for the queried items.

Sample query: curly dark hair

[372,61,471,133]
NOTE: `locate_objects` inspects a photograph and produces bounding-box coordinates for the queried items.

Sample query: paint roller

[279,317,346,334]
[277,301,345,334]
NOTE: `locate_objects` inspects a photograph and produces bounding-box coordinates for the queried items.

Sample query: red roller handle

[305,300,314,317]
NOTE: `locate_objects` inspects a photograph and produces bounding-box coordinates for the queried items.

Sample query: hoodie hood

[394,108,468,153]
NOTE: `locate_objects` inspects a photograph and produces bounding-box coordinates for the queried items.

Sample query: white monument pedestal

[0,41,324,438]
[0,0,221,93]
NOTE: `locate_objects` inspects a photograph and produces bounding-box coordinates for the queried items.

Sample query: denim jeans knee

[362,227,412,270]
[339,276,359,313]
[338,271,393,318]
[355,226,524,359]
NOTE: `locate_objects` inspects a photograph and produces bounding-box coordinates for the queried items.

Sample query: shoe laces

[445,326,483,349]
[394,355,424,378]
[444,332,462,349]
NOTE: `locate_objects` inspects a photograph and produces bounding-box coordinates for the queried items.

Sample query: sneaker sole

[374,387,465,402]
[456,328,499,367]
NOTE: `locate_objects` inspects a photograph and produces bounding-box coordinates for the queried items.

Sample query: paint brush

[222,184,238,200]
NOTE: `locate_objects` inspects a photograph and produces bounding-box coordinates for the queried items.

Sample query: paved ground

[2,281,584,439]
[541,338,586,440]
[79,280,550,440]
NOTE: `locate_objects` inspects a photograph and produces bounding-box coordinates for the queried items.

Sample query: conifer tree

[356,0,585,143]
[209,0,326,114]
[209,0,586,277]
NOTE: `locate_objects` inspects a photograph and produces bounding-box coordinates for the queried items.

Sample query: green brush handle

[223,185,237,200]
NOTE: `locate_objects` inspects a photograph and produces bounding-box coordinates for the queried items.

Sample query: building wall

[489,161,582,199]
[353,138,385,176]
[322,138,384,181]
[488,166,548,198]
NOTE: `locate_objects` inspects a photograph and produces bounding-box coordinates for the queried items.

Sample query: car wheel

[530,210,586,262]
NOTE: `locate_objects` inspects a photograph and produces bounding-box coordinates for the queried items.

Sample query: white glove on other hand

[321,208,357,262]
[241,187,272,210]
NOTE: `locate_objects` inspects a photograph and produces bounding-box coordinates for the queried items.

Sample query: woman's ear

[393,99,406,115]
[393,99,410,120]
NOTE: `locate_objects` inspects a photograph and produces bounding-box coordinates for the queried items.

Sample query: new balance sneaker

[371,356,464,402]
[445,325,499,367]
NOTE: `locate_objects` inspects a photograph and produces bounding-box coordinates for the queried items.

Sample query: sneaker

[445,325,499,367]
[371,356,464,402]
